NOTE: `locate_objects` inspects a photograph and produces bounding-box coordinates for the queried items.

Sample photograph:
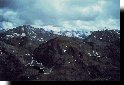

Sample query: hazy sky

[0,0,120,31]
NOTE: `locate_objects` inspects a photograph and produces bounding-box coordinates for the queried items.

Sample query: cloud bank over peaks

[0,0,120,31]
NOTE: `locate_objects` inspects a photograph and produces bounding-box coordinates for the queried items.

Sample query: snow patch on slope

[31,25,91,38]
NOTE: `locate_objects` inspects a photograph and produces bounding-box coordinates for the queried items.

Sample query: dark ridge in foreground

[0,26,120,81]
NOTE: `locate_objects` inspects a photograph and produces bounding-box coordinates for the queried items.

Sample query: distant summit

[0,25,92,39]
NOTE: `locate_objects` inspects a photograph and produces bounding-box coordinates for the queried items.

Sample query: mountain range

[0,25,120,81]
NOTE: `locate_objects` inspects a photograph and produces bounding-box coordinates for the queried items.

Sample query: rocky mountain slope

[0,25,120,81]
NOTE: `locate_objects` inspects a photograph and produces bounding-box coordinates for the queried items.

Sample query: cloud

[58,18,120,31]
[0,9,25,28]
[0,21,14,29]
[0,0,120,31]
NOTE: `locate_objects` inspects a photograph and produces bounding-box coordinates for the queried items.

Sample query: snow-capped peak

[31,25,61,32]
[1,25,91,39]
[31,25,91,38]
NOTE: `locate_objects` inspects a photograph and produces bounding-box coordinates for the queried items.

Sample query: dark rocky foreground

[0,26,120,81]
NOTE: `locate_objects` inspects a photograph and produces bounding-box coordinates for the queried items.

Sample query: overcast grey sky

[0,0,120,31]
